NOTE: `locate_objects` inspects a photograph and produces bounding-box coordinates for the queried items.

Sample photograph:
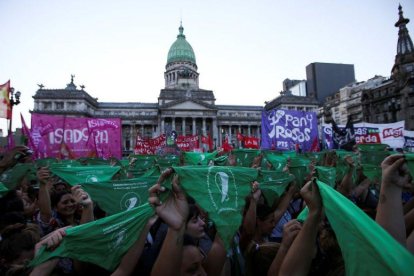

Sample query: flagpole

[7,87,21,148]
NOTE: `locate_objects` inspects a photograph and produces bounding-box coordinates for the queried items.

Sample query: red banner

[243,136,260,149]
[237,132,244,141]
[134,134,200,154]
[201,135,213,151]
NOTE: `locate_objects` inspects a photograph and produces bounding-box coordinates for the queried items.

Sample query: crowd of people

[0,144,413,275]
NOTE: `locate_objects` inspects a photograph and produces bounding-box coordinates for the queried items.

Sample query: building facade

[361,5,414,130]
[306,62,356,104]
[31,24,263,155]
[323,76,386,125]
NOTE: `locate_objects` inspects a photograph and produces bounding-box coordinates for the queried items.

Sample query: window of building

[43,102,51,110]
[55,102,64,110]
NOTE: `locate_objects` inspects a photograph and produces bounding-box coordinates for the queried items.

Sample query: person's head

[180,236,206,276]
[245,242,280,276]
[0,223,40,267]
[53,181,68,193]
[256,204,276,236]
[185,204,206,239]
[50,190,76,218]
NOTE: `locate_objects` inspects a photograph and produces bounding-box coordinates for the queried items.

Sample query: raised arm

[376,155,410,246]
[149,173,189,276]
[336,155,355,196]
[279,180,322,276]
[71,185,94,224]
[37,167,53,223]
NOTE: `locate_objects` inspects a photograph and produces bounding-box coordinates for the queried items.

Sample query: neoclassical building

[32,24,263,155]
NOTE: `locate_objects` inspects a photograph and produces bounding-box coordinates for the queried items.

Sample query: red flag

[0,80,11,119]
[222,134,233,152]
[201,135,213,151]
[310,137,320,152]
[236,132,244,141]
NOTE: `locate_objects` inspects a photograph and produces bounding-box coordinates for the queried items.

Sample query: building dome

[167,24,196,64]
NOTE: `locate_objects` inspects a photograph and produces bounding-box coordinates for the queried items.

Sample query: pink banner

[31,114,122,159]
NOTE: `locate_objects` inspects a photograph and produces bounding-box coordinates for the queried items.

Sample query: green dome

[167,24,196,64]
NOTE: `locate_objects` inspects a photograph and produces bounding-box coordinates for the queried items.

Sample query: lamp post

[8,88,21,142]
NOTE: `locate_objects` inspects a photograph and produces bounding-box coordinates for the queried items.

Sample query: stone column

[141,125,144,137]
[212,118,218,142]
[172,117,175,131]
[182,118,186,135]
[248,125,251,136]
[202,118,206,136]
[129,125,133,150]
[161,118,165,135]
[192,118,196,135]
[229,125,232,142]
[218,125,222,146]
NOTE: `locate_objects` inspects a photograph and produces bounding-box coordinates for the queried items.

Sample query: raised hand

[37,167,51,185]
[300,179,322,215]
[148,173,188,230]
[35,226,71,253]
[71,185,93,207]
[281,219,302,249]
[381,155,410,190]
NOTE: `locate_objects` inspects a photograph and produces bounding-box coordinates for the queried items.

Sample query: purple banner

[261,109,318,151]
[31,114,122,159]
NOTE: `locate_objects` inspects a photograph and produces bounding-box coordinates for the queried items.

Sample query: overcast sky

[1,0,413,132]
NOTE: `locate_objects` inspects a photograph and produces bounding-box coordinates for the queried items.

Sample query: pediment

[163,99,216,110]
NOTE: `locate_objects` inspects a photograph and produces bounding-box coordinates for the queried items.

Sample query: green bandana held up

[258,170,294,205]
[50,165,121,186]
[288,157,310,187]
[263,153,287,172]
[81,176,158,215]
[361,164,382,183]
[156,155,180,171]
[0,163,35,189]
[183,151,218,166]
[357,144,390,167]
[405,154,414,179]
[316,180,414,275]
[315,166,336,188]
[173,166,258,250]
[30,203,154,271]
[231,149,261,167]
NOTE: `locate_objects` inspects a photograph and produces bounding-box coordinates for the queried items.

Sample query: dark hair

[50,190,72,208]
[186,204,201,223]
[0,223,40,264]
[256,203,273,221]
[0,190,24,213]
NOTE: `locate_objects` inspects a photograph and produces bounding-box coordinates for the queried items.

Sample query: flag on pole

[0,80,11,119]
[20,113,37,155]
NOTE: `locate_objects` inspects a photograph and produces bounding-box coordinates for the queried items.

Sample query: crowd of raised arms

[0,145,413,276]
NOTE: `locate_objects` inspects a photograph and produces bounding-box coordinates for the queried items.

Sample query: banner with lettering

[404,130,414,152]
[261,109,318,152]
[323,121,405,149]
[134,134,200,154]
[31,114,122,159]
[243,136,260,149]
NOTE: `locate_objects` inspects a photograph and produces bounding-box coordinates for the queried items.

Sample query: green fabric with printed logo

[173,166,258,250]
[315,166,336,188]
[361,164,382,183]
[29,203,154,271]
[404,154,414,179]
[231,149,261,167]
[81,176,158,215]
[183,151,218,165]
[258,170,294,205]
[316,180,414,275]
[288,157,310,187]
[0,163,35,189]
[214,155,228,166]
[50,165,121,186]
[0,182,9,197]
[264,153,287,172]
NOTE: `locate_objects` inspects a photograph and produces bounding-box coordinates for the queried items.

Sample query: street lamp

[8,88,21,137]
